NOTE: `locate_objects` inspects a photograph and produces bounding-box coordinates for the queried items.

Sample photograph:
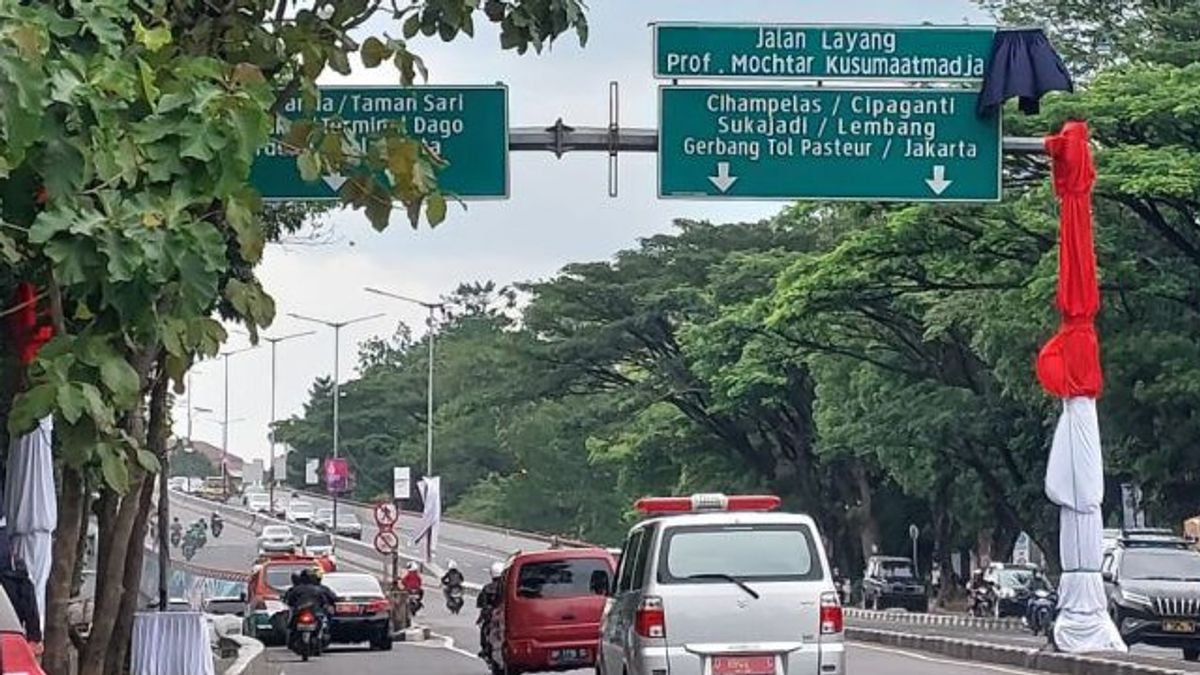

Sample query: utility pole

[263,331,315,517]
[288,312,384,531]
[363,287,444,477]
[218,346,257,501]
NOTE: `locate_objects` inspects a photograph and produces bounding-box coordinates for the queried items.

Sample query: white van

[598,494,844,675]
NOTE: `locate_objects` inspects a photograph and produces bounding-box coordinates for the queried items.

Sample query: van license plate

[713,655,775,675]
[550,648,588,664]
[1163,621,1195,633]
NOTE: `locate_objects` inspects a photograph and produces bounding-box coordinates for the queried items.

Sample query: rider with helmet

[477,562,504,658]
[401,562,424,610]
[283,569,337,643]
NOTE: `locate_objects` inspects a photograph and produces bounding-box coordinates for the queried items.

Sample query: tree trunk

[106,371,169,674]
[70,486,93,597]
[44,466,85,675]
[849,462,881,562]
[932,478,955,606]
[78,470,146,675]
[105,477,155,675]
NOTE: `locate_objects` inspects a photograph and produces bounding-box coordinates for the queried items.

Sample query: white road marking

[416,632,483,661]
[849,642,1036,675]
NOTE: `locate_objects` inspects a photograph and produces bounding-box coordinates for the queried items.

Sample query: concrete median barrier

[847,626,1188,675]
[845,607,1024,633]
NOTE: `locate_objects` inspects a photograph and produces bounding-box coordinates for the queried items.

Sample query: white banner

[413,477,441,562]
[304,458,319,486]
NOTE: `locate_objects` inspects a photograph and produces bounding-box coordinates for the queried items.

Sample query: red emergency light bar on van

[634,493,781,514]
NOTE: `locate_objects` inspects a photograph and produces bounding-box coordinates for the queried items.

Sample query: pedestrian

[0,555,42,655]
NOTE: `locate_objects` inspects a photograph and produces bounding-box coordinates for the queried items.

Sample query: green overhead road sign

[654,23,995,81]
[658,86,1001,202]
[252,85,508,201]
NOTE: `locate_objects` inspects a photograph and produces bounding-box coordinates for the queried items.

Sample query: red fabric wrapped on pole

[6,283,53,366]
[1036,121,1102,399]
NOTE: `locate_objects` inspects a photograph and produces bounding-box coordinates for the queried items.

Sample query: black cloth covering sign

[977,28,1074,118]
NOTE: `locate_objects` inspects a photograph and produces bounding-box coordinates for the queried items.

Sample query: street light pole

[218,346,257,501]
[288,312,384,533]
[363,287,443,477]
[263,331,314,516]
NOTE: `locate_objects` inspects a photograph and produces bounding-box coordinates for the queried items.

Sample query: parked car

[322,572,393,651]
[286,500,316,523]
[302,532,335,558]
[1104,539,1200,661]
[333,513,364,540]
[862,555,927,612]
[168,476,189,493]
[313,507,334,530]
[258,525,296,555]
[598,493,843,675]
[490,547,614,675]
[982,563,1050,618]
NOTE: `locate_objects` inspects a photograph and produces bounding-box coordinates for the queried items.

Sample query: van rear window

[516,558,611,599]
[659,524,823,583]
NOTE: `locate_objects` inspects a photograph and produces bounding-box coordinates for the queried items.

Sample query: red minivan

[488,548,615,675]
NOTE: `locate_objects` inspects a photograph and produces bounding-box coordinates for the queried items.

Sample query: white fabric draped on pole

[5,414,56,629]
[130,611,215,675]
[1045,398,1125,653]
[414,477,441,562]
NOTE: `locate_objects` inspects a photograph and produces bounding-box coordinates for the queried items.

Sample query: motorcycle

[969,586,996,618]
[1026,589,1057,637]
[289,607,323,662]
[211,514,224,538]
[182,540,197,561]
[445,584,465,615]
[169,526,182,548]
[407,589,424,618]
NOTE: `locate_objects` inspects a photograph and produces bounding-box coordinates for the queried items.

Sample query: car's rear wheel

[1184,648,1199,662]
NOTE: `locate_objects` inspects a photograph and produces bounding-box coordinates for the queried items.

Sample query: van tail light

[635,596,666,639]
[819,592,843,635]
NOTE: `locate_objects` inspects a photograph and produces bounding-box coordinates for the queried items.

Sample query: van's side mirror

[1102,571,1114,583]
[239,592,247,602]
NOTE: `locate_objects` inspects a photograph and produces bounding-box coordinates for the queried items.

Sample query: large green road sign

[659,86,1001,202]
[252,85,508,200]
[654,23,995,81]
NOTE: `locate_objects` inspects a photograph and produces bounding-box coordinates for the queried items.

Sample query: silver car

[599,494,845,675]
[257,525,296,554]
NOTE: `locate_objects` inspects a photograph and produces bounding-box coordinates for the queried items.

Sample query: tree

[0,2,587,672]
[169,450,215,478]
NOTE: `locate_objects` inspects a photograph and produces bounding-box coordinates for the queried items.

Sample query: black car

[862,555,927,612]
[985,564,1051,619]
[1104,541,1200,661]
[322,572,393,651]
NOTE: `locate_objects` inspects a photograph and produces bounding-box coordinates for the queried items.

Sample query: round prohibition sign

[374,501,398,528]
[374,529,400,555]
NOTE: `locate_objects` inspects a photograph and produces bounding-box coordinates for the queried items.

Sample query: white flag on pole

[413,477,441,562]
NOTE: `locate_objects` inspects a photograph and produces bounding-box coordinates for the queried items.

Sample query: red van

[488,548,615,675]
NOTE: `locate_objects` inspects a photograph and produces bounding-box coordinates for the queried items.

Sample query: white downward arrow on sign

[708,162,738,193]
[322,173,347,192]
[925,165,952,195]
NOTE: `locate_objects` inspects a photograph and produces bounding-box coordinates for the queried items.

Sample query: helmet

[490,562,503,580]
[292,572,303,585]
[310,565,324,581]
[447,560,458,571]
[407,562,419,572]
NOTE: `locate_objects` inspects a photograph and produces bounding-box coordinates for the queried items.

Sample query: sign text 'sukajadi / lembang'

[654,23,995,81]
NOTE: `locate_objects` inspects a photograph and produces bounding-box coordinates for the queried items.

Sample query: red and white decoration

[1037,122,1126,653]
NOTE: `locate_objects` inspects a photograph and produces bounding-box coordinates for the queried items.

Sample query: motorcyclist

[210,511,224,536]
[170,518,182,545]
[441,560,465,589]
[476,562,503,658]
[283,569,337,639]
[967,569,991,614]
[401,562,424,610]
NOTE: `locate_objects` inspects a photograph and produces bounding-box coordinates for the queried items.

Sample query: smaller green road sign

[654,23,995,81]
[659,86,1001,202]
[252,85,508,201]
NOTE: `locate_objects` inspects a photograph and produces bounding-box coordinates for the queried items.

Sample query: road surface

[171,497,1046,674]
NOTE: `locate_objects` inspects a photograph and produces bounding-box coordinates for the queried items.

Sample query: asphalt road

[282,490,558,584]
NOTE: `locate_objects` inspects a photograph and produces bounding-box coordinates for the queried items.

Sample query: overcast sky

[175,1,992,470]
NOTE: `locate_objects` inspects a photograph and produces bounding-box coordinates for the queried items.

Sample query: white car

[168,477,189,492]
[598,493,844,675]
[257,525,296,554]
[246,492,272,514]
[286,500,315,523]
[301,532,335,558]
